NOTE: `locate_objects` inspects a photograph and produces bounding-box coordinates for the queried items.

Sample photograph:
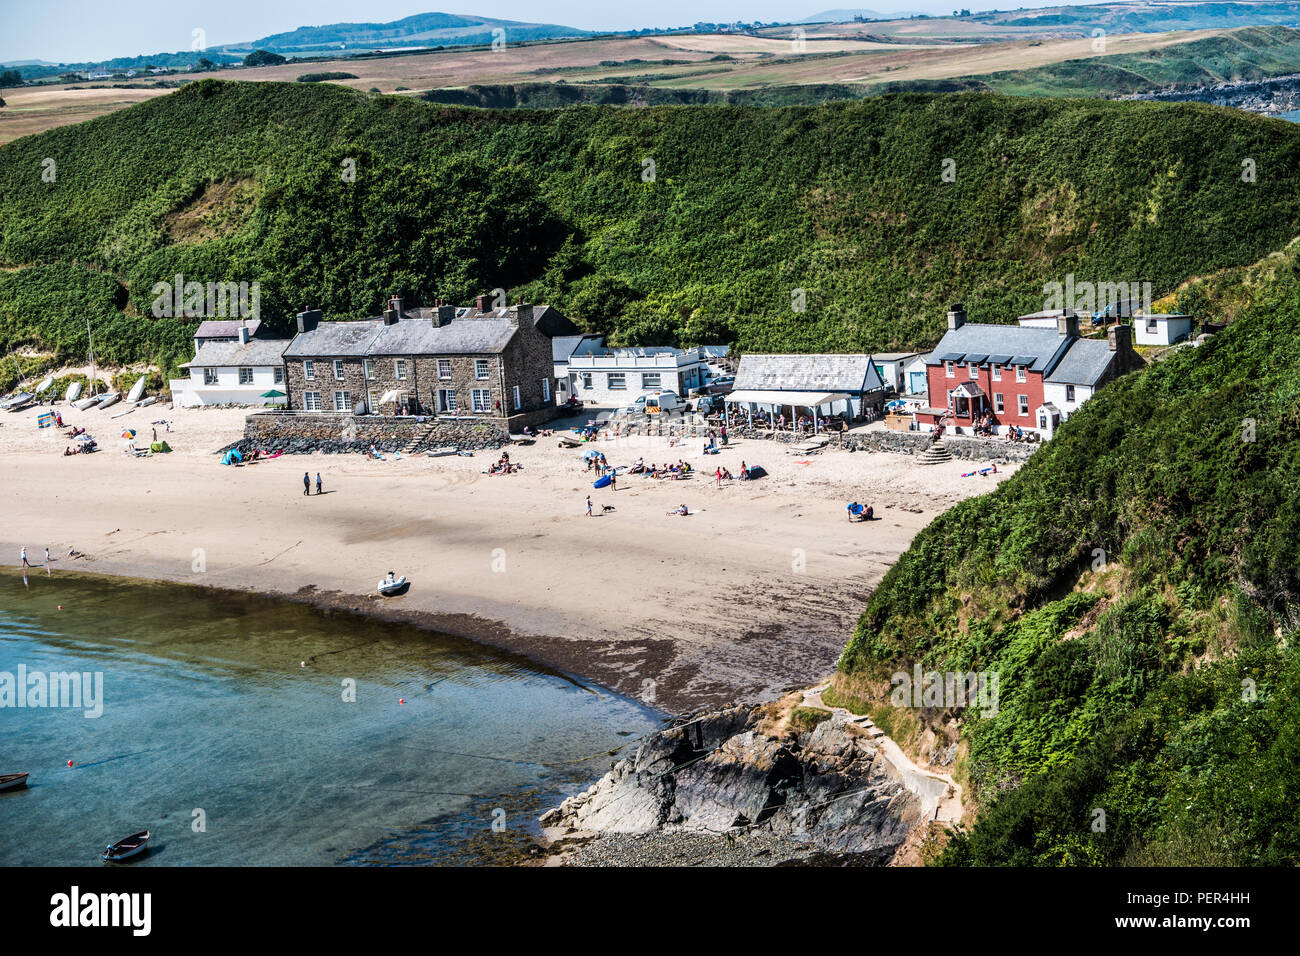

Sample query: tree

[243,49,286,67]
[0,69,23,88]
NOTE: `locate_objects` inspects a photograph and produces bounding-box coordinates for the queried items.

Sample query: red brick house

[915,304,1141,437]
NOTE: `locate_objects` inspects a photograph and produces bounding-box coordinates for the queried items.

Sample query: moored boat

[377,573,409,597]
[0,772,29,792]
[102,830,150,863]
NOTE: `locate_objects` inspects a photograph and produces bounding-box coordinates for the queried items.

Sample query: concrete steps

[402,425,437,454]
[917,440,952,465]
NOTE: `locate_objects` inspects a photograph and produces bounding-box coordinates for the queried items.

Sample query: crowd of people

[487,451,519,475]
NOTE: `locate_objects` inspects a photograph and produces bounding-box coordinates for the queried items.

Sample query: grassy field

[7,21,1300,143]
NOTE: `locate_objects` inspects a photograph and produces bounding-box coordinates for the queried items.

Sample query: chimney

[435,304,455,327]
[475,294,489,314]
[383,307,399,326]
[512,302,532,327]
[947,303,966,330]
[1057,309,1079,338]
[238,325,251,345]
[295,309,321,334]
[1108,323,1132,353]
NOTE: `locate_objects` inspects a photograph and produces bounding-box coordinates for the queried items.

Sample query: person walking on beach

[303,472,311,496]
[315,473,323,495]
[44,547,50,566]
[610,472,617,491]
[586,495,593,517]
[20,546,30,568]
[720,423,728,446]
[152,427,157,443]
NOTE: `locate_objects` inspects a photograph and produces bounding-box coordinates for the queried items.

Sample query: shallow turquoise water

[0,570,660,865]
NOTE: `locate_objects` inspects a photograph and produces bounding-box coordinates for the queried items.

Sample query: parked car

[696,394,725,415]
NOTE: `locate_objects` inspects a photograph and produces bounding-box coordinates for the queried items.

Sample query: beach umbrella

[582,448,601,460]
[261,390,286,398]
[121,428,136,439]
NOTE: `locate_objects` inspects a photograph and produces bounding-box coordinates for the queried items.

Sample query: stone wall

[239,412,510,454]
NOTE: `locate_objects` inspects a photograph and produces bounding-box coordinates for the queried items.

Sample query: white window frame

[581,372,592,389]
[1066,385,1076,403]
[1016,365,1026,383]
[304,360,314,381]
[304,391,321,411]
[238,367,253,385]
[945,361,954,378]
[642,372,662,389]
[968,363,978,380]
[992,364,1002,382]
[203,368,219,386]
[542,378,550,402]
[395,359,408,381]
[333,359,345,381]
[368,390,378,413]
[471,388,491,414]
[364,358,375,380]
[994,393,1004,414]
[512,385,521,411]
[475,359,490,380]
[437,359,452,380]
[334,390,350,412]
[439,388,457,413]
[1018,394,1029,416]
[607,372,626,390]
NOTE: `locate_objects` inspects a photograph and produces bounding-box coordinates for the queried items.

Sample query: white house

[567,345,710,406]
[869,352,922,394]
[1133,313,1193,346]
[169,326,290,407]
[551,333,604,402]
[902,353,931,397]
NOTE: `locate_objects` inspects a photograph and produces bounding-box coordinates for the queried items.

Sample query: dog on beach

[601,504,616,513]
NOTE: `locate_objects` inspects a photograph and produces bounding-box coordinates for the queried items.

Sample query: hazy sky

[2,1,1098,64]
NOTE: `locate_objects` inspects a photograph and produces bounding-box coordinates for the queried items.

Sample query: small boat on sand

[72,397,99,411]
[2,392,34,412]
[0,772,29,792]
[102,830,150,863]
[65,381,83,403]
[377,573,409,597]
[95,392,121,410]
[126,377,147,404]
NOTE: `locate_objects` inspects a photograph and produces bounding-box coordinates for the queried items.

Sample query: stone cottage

[282,296,578,427]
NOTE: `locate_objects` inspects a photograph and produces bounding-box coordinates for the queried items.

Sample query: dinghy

[0,772,29,792]
[377,573,409,597]
[65,381,83,403]
[3,392,34,412]
[35,377,54,396]
[72,397,99,411]
[126,377,147,404]
[135,396,157,409]
[95,392,121,410]
[102,829,150,863]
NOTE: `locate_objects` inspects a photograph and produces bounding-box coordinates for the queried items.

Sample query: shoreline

[1,402,1018,713]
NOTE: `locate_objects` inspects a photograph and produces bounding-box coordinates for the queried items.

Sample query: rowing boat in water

[102,830,150,863]
[0,772,29,792]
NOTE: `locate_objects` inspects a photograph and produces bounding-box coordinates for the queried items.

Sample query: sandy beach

[0,402,1017,712]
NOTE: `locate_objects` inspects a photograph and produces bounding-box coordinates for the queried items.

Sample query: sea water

[0,571,659,865]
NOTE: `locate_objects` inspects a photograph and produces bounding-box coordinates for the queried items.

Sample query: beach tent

[221,448,243,466]
[150,441,171,453]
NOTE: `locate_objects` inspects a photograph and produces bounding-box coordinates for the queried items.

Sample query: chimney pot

[947,303,966,330]
[475,294,489,313]
[238,325,251,344]
[436,304,455,327]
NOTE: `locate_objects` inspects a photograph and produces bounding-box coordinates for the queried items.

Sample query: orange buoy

[399,698,405,705]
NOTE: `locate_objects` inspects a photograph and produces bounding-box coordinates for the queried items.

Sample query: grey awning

[987,353,1013,365]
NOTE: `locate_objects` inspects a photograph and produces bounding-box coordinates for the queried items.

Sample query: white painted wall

[1134,316,1193,346]
[170,364,285,407]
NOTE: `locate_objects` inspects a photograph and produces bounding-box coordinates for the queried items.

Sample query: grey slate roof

[181,338,290,368]
[1044,338,1115,386]
[553,334,605,363]
[369,317,519,356]
[194,319,262,339]
[925,324,1072,373]
[734,354,885,393]
[283,320,383,358]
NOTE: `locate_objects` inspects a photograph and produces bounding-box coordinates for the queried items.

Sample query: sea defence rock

[236,411,510,454]
[541,704,924,863]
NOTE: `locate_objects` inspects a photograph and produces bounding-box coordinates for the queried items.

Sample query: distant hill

[238,11,591,54]
[972,0,1300,35]
[799,9,887,22]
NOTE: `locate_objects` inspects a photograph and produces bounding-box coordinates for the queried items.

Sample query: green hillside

[833,254,1300,864]
[3,80,1300,380]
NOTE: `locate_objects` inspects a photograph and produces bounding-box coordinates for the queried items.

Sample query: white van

[643,391,681,415]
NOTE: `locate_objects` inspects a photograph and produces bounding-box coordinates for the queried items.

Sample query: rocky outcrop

[1126,73,1300,114]
[542,704,925,864]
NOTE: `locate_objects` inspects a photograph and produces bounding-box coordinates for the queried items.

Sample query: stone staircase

[402,424,438,455]
[916,439,952,465]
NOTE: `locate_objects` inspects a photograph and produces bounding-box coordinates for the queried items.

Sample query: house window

[581,373,592,389]
[1015,365,1026,383]
[1018,394,1029,416]
[512,385,521,411]
[333,360,345,380]
[334,390,351,412]
[438,359,452,380]
[642,372,662,389]
[542,378,550,402]
[304,391,321,411]
[1066,385,1076,403]
[368,390,378,413]
[238,367,253,385]
[203,368,218,386]
[968,363,978,380]
[304,360,314,381]
[274,367,284,384]
[607,373,626,390]
[1147,318,1158,332]
[946,389,954,409]
[395,359,408,380]
[471,388,491,413]
[438,388,457,413]
[364,359,375,380]
[992,364,1002,381]
[475,359,490,380]
[945,361,954,378]
[994,393,1004,414]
